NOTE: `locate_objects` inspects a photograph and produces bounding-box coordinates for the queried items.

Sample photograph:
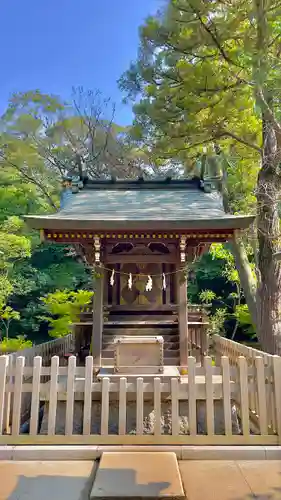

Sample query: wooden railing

[1,352,280,445]
[188,322,209,361]
[187,304,210,360]
[212,334,272,367]
[4,335,74,366]
[3,335,74,431]
[212,335,279,433]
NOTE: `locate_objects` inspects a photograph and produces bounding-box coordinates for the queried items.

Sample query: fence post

[30,356,42,436]
[83,356,93,436]
[48,356,59,436]
[153,377,161,436]
[65,356,76,436]
[238,356,250,437]
[221,356,232,436]
[0,356,8,435]
[171,378,179,436]
[119,377,127,436]
[101,377,110,436]
[255,356,268,435]
[188,356,197,435]
[12,356,25,436]
[204,356,214,436]
[273,356,281,443]
[136,378,144,435]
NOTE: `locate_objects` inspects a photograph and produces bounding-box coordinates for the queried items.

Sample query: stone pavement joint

[90,452,185,499]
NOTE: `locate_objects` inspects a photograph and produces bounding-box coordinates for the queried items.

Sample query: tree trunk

[231,234,258,330]
[256,122,281,354]
[219,150,258,330]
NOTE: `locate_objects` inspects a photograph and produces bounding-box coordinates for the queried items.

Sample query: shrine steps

[102,319,180,366]
[106,314,177,322]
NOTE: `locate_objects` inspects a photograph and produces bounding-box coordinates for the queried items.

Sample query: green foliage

[208,308,228,336]
[199,289,216,304]
[0,214,32,338]
[41,289,93,338]
[119,0,262,191]
[189,243,255,341]
[8,244,92,340]
[0,86,260,348]
[0,335,32,353]
[233,304,256,338]
[119,0,281,352]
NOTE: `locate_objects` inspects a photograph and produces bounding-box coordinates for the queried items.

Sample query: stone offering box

[114,336,164,374]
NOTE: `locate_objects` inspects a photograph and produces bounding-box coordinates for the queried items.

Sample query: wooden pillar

[91,265,104,368]
[176,266,189,367]
[103,267,108,307]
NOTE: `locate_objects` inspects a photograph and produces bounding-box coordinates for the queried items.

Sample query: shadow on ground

[92,467,171,498]
[0,462,96,500]
[4,466,173,500]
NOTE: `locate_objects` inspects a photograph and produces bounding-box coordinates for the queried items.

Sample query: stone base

[39,400,240,435]
[90,452,185,499]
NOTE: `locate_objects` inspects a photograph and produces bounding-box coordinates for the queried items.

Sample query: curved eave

[24,215,255,231]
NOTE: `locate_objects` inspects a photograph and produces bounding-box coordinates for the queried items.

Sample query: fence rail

[4,335,73,366]
[212,335,273,367]
[0,353,280,445]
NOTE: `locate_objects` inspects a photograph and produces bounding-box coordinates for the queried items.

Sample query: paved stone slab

[179,460,252,500]
[0,461,96,500]
[238,460,281,498]
[91,452,185,499]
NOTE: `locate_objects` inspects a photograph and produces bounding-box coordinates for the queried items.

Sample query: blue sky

[0,0,161,124]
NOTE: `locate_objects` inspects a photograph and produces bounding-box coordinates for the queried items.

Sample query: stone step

[103,327,178,336]
[102,340,180,350]
[90,452,185,499]
[107,314,177,322]
[101,348,180,358]
[101,357,179,366]
[102,332,179,340]
[104,319,178,328]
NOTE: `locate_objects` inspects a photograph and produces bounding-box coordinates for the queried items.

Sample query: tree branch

[218,130,262,153]
[185,0,244,69]
[256,87,281,133]
[0,152,58,210]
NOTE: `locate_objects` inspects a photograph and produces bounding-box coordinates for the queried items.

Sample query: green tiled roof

[25,178,254,230]
[58,188,225,220]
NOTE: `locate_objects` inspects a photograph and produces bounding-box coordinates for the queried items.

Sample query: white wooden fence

[212,335,280,435]
[212,334,270,367]
[0,353,281,445]
[3,335,74,430]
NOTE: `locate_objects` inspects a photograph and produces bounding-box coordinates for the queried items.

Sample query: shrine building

[25,174,254,370]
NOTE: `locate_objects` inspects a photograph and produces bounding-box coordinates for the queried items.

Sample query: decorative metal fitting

[94,237,101,263]
[180,236,187,263]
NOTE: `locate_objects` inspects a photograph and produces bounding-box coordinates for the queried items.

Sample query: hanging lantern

[162,273,166,291]
[110,269,115,286]
[145,275,153,291]
[128,273,133,290]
